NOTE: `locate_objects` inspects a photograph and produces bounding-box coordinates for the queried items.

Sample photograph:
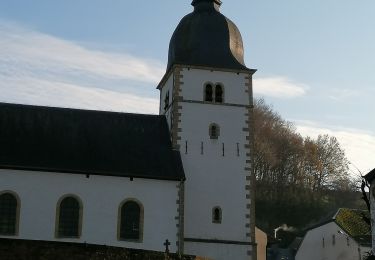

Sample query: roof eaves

[0,165,183,182]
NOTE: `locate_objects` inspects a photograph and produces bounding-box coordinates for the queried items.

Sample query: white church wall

[171,67,253,259]
[0,169,179,253]
[180,68,249,105]
[179,68,250,241]
[295,221,371,260]
[179,102,249,241]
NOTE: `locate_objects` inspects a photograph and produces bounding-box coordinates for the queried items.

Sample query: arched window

[204,84,213,102]
[56,196,82,238]
[215,84,224,103]
[119,200,143,241]
[209,123,220,139]
[0,192,19,236]
[212,207,222,224]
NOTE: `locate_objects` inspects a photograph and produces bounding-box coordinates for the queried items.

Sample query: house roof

[0,102,185,181]
[305,208,371,246]
[364,168,375,183]
[334,208,371,246]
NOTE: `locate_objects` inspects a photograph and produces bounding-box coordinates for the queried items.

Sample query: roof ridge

[0,102,160,118]
[333,207,368,220]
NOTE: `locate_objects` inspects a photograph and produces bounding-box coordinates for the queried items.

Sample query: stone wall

[0,238,195,260]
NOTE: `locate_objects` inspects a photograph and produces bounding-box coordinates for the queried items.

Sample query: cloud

[0,77,159,114]
[0,21,163,113]
[328,88,360,101]
[295,121,375,175]
[253,77,308,98]
[0,22,164,83]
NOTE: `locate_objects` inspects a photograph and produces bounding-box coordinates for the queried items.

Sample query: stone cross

[164,239,171,253]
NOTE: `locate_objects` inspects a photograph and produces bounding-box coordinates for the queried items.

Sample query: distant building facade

[255,227,267,260]
[296,208,371,260]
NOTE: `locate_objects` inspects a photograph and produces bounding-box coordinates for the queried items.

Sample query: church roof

[167,0,250,72]
[0,102,185,181]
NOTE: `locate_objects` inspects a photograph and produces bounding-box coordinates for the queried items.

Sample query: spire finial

[191,0,222,11]
[191,0,222,7]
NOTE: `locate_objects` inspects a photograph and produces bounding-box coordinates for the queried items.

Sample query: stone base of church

[184,239,254,260]
[0,238,195,260]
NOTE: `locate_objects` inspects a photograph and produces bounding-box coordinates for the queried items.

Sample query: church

[0,0,257,259]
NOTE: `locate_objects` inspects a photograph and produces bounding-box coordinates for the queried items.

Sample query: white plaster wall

[176,68,252,259]
[185,242,249,260]
[180,102,249,241]
[0,169,179,253]
[181,68,249,105]
[295,222,371,260]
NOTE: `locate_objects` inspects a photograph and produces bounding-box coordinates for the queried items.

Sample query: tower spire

[191,0,222,10]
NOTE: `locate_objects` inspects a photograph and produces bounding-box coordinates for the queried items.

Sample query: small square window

[209,124,220,139]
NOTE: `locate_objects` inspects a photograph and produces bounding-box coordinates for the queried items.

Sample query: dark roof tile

[0,103,185,181]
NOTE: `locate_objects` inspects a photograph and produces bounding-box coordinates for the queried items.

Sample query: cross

[164,239,171,253]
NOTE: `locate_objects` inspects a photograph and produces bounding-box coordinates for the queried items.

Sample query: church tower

[158,0,257,259]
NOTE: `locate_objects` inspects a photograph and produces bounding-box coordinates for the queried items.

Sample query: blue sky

[0,0,374,174]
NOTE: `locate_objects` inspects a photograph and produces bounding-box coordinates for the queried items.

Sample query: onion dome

[167,0,249,71]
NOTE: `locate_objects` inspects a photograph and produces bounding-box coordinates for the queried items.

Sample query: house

[295,208,371,260]
[255,227,268,260]
[364,168,375,255]
[0,0,257,259]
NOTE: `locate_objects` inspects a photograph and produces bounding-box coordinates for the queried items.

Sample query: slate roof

[167,0,251,72]
[0,102,185,181]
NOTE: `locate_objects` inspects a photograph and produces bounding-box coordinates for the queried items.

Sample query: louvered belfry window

[205,84,213,102]
[0,193,18,236]
[57,197,80,238]
[215,84,223,103]
[120,201,141,241]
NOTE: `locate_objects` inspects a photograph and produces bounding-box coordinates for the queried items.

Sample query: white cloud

[328,88,360,101]
[0,77,159,114]
[0,21,163,113]
[254,77,308,98]
[0,22,164,83]
[295,121,375,175]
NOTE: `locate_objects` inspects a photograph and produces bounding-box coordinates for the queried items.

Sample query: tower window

[209,123,220,139]
[0,192,19,236]
[56,195,82,238]
[164,91,170,111]
[119,200,143,242]
[204,84,213,102]
[215,84,224,103]
[212,207,222,224]
[204,83,225,103]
